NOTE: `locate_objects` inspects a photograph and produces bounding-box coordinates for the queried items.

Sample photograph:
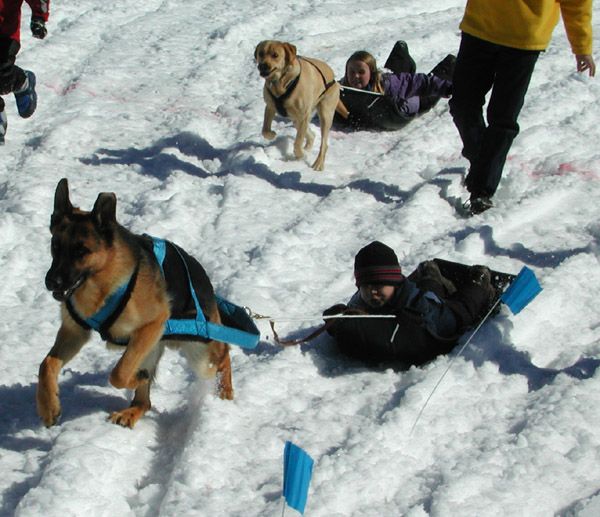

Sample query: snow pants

[0,37,26,111]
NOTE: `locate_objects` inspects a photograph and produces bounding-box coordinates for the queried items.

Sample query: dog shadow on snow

[80,131,422,204]
[0,369,126,516]
[0,369,126,439]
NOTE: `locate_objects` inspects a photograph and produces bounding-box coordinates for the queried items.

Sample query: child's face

[345,60,371,89]
[359,284,396,308]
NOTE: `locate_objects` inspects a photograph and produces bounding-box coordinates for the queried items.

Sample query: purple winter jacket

[382,72,452,116]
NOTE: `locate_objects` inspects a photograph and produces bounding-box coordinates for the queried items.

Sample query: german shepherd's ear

[91,192,117,231]
[50,178,74,230]
[283,42,297,64]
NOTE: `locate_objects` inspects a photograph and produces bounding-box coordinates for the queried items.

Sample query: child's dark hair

[343,50,384,93]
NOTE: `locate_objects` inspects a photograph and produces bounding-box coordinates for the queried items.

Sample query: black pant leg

[449,33,495,163]
[0,37,25,97]
[467,45,539,196]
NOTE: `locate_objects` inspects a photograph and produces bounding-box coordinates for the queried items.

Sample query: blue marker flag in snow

[283,441,314,515]
[501,266,542,315]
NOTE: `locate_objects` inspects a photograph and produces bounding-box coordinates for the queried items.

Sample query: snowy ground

[1,0,600,515]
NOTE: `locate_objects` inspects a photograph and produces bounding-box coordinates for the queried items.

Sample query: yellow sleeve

[559,0,593,54]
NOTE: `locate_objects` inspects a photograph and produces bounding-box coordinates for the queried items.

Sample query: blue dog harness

[66,236,260,349]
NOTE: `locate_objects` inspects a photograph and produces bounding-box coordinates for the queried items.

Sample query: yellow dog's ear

[283,42,297,64]
[254,41,266,61]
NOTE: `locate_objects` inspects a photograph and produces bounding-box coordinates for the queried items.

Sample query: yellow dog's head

[254,40,298,80]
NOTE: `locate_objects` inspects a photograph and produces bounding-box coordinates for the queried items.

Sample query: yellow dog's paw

[311,158,325,171]
[36,390,61,427]
[262,130,276,140]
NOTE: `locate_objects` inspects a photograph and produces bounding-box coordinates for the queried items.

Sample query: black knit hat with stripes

[354,241,404,286]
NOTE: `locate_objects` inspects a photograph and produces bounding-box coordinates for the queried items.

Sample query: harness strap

[270,319,335,347]
[271,308,368,347]
[300,56,337,96]
[151,237,209,339]
[150,236,260,349]
[266,56,336,118]
[267,73,301,117]
[66,262,140,345]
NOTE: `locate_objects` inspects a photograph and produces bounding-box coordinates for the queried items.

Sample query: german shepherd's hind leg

[210,341,234,400]
[109,342,164,428]
[179,340,234,400]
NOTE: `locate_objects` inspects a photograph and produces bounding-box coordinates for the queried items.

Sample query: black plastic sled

[432,258,516,311]
[334,40,418,131]
[335,85,414,131]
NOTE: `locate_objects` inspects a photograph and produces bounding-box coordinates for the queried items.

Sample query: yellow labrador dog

[255,40,340,171]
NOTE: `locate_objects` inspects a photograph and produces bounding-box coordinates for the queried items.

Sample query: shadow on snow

[80,131,422,205]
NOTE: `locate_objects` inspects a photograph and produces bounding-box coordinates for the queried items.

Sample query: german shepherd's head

[45,178,118,302]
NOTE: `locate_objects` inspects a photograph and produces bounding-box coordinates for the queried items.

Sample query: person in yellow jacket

[449,0,595,215]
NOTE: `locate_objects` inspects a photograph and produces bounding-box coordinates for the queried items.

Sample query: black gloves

[30,17,47,40]
[323,304,347,318]
[346,111,362,128]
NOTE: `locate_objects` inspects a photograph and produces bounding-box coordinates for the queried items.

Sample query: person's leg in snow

[0,37,38,141]
[14,70,37,118]
[450,33,539,215]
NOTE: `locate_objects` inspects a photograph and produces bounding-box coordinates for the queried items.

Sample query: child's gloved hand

[30,17,47,39]
[347,111,362,128]
[322,304,347,318]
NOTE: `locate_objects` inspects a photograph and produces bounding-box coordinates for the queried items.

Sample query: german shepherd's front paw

[37,356,63,427]
[109,406,147,428]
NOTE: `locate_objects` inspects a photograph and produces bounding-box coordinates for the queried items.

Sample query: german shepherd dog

[36,178,233,428]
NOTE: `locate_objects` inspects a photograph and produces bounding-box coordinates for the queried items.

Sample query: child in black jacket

[324,241,495,366]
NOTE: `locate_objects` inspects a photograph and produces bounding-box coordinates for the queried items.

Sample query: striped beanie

[354,241,404,286]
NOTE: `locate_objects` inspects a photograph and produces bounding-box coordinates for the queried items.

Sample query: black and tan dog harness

[267,56,337,117]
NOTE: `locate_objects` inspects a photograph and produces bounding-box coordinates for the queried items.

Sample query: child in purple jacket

[338,42,454,127]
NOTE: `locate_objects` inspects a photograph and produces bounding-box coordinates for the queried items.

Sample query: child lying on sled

[336,41,455,129]
[323,241,497,366]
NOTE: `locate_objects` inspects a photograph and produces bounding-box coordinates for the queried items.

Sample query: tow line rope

[244,306,395,347]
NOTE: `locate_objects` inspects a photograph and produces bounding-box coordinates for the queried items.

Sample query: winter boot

[429,54,456,82]
[411,260,457,297]
[0,109,7,145]
[384,40,416,74]
[469,265,497,309]
[14,70,37,118]
[464,194,494,216]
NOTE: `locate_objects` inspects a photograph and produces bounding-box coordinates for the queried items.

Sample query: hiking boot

[429,54,456,82]
[463,194,494,215]
[14,70,37,118]
[469,265,497,308]
[415,260,457,296]
[0,110,6,145]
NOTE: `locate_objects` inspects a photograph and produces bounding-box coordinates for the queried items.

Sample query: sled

[432,258,516,313]
[319,259,517,366]
[334,85,414,131]
[333,40,417,131]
